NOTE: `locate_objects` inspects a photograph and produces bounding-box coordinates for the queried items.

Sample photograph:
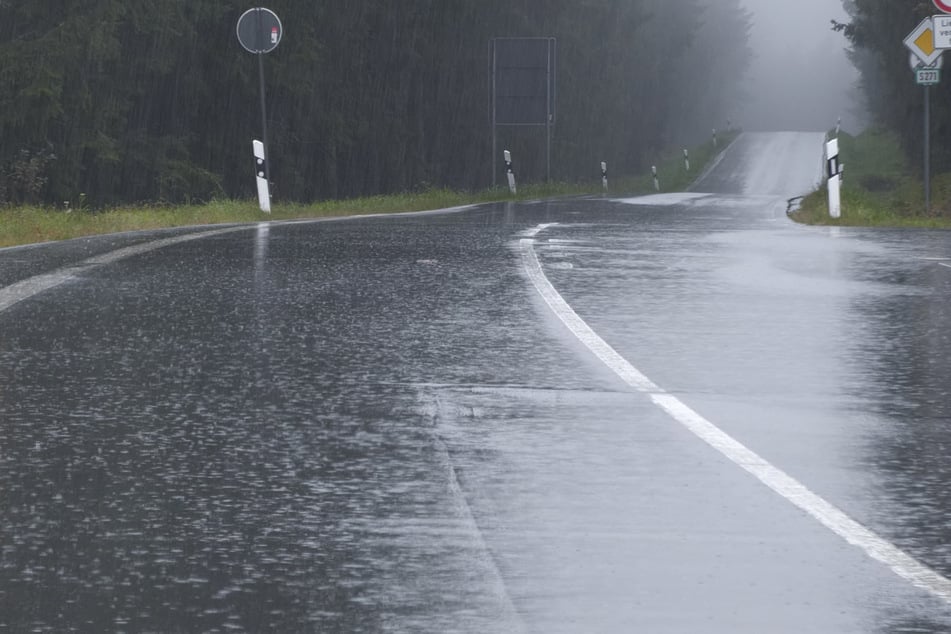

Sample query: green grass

[0,132,737,249]
[791,127,951,228]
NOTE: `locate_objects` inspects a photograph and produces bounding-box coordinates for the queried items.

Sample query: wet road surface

[3,133,951,631]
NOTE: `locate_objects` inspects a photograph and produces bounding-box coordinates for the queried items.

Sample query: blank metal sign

[491,38,556,126]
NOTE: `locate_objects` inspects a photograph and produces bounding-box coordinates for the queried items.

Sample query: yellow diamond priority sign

[906,18,943,66]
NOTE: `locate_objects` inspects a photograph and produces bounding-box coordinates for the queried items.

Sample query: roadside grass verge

[0,131,737,249]
[615,132,732,194]
[791,127,951,228]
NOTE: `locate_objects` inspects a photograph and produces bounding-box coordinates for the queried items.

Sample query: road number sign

[936,0,951,14]
[917,68,942,85]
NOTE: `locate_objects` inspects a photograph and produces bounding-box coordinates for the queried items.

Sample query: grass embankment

[791,127,951,228]
[0,132,737,249]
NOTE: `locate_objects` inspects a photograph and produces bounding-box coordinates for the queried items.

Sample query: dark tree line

[0,0,751,206]
[836,0,951,171]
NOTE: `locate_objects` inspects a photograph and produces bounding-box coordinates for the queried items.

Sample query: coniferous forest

[0,1,752,207]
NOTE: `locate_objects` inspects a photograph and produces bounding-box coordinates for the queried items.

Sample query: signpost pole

[258,50,271,190]
[490,40,497,189]
[925,84,932,214]
[546,119,551,184]
[547,38,554,183]
[254,9,272,189]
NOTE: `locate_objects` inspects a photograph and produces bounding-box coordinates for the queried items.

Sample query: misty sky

[737,0,862,132]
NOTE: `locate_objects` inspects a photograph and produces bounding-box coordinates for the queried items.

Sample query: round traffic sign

[935,0,951,14]
[236,8,283,54]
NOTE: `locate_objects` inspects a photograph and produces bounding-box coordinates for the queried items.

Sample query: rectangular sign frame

[489,37,557,186]
[489,37,556,126]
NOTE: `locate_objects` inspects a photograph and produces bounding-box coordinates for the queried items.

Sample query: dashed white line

[520,225,951,604]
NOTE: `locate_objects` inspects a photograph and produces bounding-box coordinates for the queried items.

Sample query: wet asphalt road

[3,133,951,632]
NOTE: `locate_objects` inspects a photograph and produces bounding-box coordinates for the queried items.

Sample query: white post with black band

[825,138,841,219]
[253,139,271,214]
[504,150,517,195]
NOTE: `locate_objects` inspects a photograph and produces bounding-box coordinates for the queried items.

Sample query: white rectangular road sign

[906,18,943,65]
[918,68,942,85]
[935,15,951,48]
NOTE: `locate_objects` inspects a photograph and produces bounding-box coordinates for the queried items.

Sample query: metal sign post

[926,84,932,214]
[237,8,283,212]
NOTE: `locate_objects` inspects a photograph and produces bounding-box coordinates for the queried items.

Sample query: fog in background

[737,0,864,132]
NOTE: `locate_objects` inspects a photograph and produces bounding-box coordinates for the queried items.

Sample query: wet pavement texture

[3,134,951,631]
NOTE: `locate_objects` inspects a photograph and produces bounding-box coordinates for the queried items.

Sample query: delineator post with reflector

[252,140,271,214]
[825,138,842,219]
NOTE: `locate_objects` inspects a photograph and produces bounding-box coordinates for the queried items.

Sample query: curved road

[3,133,951,632]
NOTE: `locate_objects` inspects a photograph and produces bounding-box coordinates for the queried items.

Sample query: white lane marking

[0,226,247,314]
[0,203,486,313]
[939,263,951,269]
[520,227,951,604]
[522,222,559,238]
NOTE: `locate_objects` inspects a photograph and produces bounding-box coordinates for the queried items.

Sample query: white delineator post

[683,148,690,172]
[601,161,608,192]
[253,139,271,213]
[504,150,517,195]
[826,138,841,219]
[712,128,718,147]
[652,165,660,191]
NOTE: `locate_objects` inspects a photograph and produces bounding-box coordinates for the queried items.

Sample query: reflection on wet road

[3,133,951,631]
